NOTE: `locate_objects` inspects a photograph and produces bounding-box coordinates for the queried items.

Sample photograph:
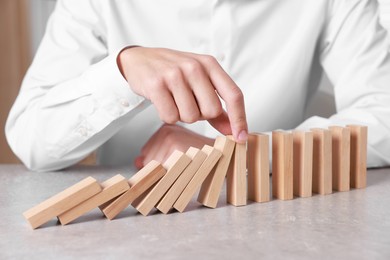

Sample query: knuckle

[164,66,182,83]
[161,112,179,125]
[181,110,200,123]
[201,54,218,65]
[202,105,223,119]
[228,88,244,104]
[182,59,202,75]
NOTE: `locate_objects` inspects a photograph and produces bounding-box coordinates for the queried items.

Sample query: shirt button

[217,53,225,62]
[77,127,88,137]
[120,99,130,107]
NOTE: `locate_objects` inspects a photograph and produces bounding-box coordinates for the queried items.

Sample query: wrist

[116,45,141,80]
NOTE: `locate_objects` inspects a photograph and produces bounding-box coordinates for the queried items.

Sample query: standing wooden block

[227,141,247,206]
[247,133,270,203]
[102,160,166,220]
[311,128,332,195]
[293,131,313,198]
[174,145,222,213]
[272,131,293,200]
[133,150,191,216]
[197,136,235,208]
[329,126,351,191]
[156,147,207,214]
[58,175,130,225]
[23,176,101,229]
[347,125,368,189]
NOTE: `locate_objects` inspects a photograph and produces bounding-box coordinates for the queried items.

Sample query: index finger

[198,55,248,143]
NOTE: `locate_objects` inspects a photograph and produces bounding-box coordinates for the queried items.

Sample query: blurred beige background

[0,0,388,164]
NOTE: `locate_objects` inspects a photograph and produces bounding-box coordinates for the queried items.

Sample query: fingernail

[237,130,248,143]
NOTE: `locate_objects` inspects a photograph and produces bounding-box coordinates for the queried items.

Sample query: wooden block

[227,141,247,206]
[293,131,313,197]
[174,145,222,213]
[23,176,101,229]
[133,150,191,216]
[197,136,235,208]
[58,174,129,225]
[156,147,207,214]
[311,128,332,195]
[272,131,293,200]
[347,125,368,189]
[102,160,166,220]
[247,133,270,203]
[329,126,351,191]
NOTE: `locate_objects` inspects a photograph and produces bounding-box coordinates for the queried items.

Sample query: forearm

[6,53,145,171]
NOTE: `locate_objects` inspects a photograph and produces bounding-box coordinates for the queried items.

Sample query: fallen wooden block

[329,126,351,192]
[58,174,130,225]
[23,176,101,229]
[293,131,313,198]
[174,145,222,213]
[101,160,166,220]
[198,136,235,208]
[347,125,368,189]
[311,128,332,195]
[272,131,293,200]
[133,150,191,216]
[227,141,247,206]
[247,133,270,203]
[156,147,207,214]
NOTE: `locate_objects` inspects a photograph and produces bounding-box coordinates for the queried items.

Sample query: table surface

[0,164,389,260]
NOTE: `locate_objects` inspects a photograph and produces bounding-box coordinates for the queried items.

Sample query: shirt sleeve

[378,0,390,32]
[5,0,145,171]
[297,0,390,167]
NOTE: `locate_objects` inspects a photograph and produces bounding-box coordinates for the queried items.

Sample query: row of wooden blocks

[23,125,367,229]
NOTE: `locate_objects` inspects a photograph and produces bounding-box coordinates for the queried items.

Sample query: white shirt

[6,0,390,171]
[379,0,390,31]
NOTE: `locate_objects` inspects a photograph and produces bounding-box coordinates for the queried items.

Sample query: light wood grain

[23,177,101,229]
[102,160,166,220]
[198,136,235,208]
[272,131,293,200]
[329,126,351,192]
[157,147,206,214]
[293,131,313,198]
[247,133,270,203]
[311,128,332,195]
[347,125,367,189]
[58,175,129,225]
[227,141,247,206]
[174,145,222,213]
[134,151,191,216]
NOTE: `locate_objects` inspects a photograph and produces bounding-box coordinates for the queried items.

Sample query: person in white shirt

[6,0,390,171]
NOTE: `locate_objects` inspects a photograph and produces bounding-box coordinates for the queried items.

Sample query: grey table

[0,164,389,260]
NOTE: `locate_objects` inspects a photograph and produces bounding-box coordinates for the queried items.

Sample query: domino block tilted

[156,147,207,214]
[198,136,235,208]
[58,174,130,225]
[23,177,101,229]
[133,150,191,216]
[174,145,222,212]
[102,160,166,219]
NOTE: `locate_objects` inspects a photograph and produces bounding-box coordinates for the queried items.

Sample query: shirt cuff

[49,50,146,158]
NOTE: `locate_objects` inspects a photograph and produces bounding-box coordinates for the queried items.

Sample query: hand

[134,124,214,169]
[117,47,248,143]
